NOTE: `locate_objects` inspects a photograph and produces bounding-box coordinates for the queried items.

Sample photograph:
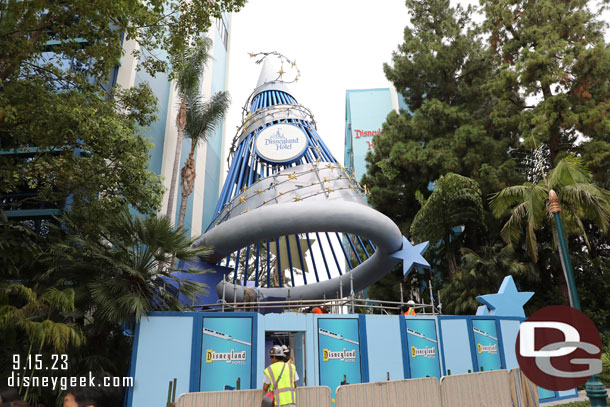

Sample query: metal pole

[428,279,435,315]
[350,271,355,314]
[549,190,606,406]
[400,283,404,307]
[221,274,226,312]
[549,190,580,309]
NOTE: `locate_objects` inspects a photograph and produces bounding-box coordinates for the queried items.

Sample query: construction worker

[281,345,294,364]
[263,345,298,407]
[403,300,416,315]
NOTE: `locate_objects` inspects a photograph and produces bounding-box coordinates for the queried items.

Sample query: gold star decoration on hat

[239,196,247,204]
[288,173,298,180]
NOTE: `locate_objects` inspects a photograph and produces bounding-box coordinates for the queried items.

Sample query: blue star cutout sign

[389,236,430,278]
[476,275,534,318]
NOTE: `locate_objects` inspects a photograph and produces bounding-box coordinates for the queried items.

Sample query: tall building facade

[344,87,409,181]
[116,13,232,236]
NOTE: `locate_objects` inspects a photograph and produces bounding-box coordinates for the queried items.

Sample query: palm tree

[177,90,230,227]
[45,207,213,324]
[490,156,610,263]
[0,284,83,353]
[166,40,212,224]
[0,284,84,402]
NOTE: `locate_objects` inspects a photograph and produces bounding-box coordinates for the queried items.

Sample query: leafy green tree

[411,173,486,275]
[364,0,521,236]
[1,0,245,219]
[0,0,245,82]
[178,91,230,227]
[481,0,610,167]
[1,78,163,218]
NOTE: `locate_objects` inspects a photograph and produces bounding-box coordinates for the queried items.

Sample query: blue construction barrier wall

[126,312,577,406]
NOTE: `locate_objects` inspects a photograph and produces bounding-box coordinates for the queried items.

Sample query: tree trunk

[177,151,196,227]
[447,249,458,275]
[166,99,187,223]
[542,84,560,166]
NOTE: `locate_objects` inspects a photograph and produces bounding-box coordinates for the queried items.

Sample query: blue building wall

[344,89,393,181]
[202,17,229,231]
[134,62,171,178]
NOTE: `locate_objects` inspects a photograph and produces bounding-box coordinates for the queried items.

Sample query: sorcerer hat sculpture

[196,52,430,302]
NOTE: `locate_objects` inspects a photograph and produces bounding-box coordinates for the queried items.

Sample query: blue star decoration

[476,275,534,318]
[389,236,431,278]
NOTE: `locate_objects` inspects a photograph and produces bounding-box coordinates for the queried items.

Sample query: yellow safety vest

[264,361,296,406]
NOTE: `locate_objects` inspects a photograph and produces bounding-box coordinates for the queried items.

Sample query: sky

[224,0,408,170]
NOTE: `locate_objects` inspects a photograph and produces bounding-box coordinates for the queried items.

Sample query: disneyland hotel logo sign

[323,348,357,362]
[265,129,300,151]
[516,305,603,391]
[256,124,307,162]
[354,128,381,150]
[206,349,247,365]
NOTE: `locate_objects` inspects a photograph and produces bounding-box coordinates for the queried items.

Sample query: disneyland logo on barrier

[516,305,603,390]
[477,344,498,354]
[255,124,308,162]
[411,346,436,358]
[322,348,357,362]
[205,349,247,365]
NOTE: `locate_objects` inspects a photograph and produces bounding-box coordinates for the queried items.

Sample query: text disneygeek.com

[7,371,133,392]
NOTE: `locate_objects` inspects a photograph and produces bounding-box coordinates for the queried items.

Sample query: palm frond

[489,184,532,218]
[525,211,539,263]
[184,91,231,146]
[500,202,528,246]
[176,38,212,98]
[549,155,591,188]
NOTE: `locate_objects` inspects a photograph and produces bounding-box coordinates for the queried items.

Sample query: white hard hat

[269,345,285,357]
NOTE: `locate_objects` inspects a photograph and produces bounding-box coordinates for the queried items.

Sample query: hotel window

[216,17,228,50]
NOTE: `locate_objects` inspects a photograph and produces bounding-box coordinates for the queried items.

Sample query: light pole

[549,190,607,406]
